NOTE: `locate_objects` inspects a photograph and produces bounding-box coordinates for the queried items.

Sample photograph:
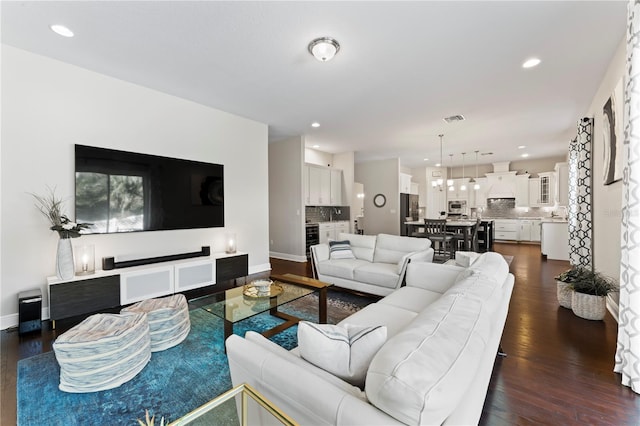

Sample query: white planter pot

[571,291,606,321]
[56,238,75,280]
[556,280,573,309]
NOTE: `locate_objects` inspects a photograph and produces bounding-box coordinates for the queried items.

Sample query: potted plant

[569,269,617,321]
[555,266,589,309]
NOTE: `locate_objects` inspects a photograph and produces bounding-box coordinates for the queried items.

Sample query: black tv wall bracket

[102,246,211,270]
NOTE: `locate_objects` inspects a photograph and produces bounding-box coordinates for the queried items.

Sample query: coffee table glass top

[193,281,317,324]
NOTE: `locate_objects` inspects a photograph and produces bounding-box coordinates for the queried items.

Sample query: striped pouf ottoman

[53,312,151,393]
[121,294,190,352]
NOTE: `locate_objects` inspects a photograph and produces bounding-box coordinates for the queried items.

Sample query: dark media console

[48,251,248,326]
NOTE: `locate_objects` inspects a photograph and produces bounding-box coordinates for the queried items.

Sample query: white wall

[587,38,626,300]
[1,46,270,327]
[269,137,305,261]
[355,159,400,235]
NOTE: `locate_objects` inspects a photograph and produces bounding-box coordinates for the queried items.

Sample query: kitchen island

[540,219,569,261]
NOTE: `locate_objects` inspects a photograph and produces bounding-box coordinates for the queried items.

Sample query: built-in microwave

[448,200,467,215]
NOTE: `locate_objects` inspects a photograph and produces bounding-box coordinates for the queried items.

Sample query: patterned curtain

[615,0,640,394]
[568,119,593,267]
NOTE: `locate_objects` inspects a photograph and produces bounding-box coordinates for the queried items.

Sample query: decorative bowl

[252,279,273,294]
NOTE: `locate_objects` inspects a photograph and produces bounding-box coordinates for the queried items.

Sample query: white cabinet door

[303,165,310,205]
[174,259,216,292]
[334,221,349,237]
[330,169,343,205]
[309,166,331,205]
[494,220,519,241]
[120,265,174,305]
[518,220,532,241]
[319,223,333,244]
[410,182,419,195]
[515,175,530,207]
[531,220,541,242]
[529,178,541,207]
[400,173,412,193]
[538,172,556,206]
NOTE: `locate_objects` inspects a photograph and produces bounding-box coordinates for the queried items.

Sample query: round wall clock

[373,193,386,208]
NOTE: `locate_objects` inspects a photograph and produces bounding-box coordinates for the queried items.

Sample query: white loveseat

[226,252,514,425]
[310,233,435,296]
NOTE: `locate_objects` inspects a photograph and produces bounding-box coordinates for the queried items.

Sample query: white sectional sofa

[226,252,514,425]
[310,233,435,296]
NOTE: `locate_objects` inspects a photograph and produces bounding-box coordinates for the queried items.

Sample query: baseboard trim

[607,295,619,323]
[269,252,307,263]
[248,262,271,275]
[1,307,50,331]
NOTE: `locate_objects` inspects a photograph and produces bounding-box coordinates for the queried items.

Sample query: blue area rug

[17,290,371,426]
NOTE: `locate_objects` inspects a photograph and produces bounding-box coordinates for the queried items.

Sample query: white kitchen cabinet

[531,219,541,242]
[494,219,519,241]
[515,174,530,207]
[529,178,541,207]
[555,162,569,206]
[538,172,555,206]
[304,165,312,205]
[400,173,412,193]
[518,220,532,241]
[319,221,350,244]
[410,182,419,195]
[306,165,343,206]
[330,169,343,205]
[541,220,569,260]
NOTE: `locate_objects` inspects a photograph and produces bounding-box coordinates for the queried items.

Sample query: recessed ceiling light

[311,122,320,128]
[522,58,541,69]
[518,145,526,149]
[521,153,530,158]
[435,163,441,167]
[50,24,74,38]
[312,145,320,149]
[423,158,429,161]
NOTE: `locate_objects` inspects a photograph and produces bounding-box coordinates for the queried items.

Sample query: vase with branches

[32,187,91,279]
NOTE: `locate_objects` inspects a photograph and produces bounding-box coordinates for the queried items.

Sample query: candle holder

[75,244,95,275]
[225,233,237,254]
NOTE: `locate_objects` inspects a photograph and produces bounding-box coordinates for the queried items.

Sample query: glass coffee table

[192,274,331,343]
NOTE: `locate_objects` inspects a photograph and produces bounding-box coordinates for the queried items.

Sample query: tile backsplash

[474,199,556,219]
[306,206,350,223]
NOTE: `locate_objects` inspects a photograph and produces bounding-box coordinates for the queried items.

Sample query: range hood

[486,162,516,199]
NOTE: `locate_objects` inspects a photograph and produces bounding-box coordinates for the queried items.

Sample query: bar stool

[423,219,454,261]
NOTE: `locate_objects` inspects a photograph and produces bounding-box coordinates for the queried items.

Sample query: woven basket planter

[571,291,606,321]
[556,281,573,309]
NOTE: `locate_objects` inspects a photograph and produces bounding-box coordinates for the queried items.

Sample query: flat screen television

[75,144,224,234]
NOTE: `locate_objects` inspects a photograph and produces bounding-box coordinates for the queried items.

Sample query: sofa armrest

[226,334,401,425]
[396,248,434,288]
[311,243,329,262]
[405,262,465,294]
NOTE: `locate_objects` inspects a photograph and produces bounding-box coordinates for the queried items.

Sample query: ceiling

[1,1,627,168]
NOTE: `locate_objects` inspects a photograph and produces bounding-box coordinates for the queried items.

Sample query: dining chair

[423,219,454,261]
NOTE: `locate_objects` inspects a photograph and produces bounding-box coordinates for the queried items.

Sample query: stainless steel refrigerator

[400,193,419,236]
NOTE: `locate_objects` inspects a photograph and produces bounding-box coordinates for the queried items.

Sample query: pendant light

[448,154,455,191]
[460,153,467,191]
[473,150,480,190]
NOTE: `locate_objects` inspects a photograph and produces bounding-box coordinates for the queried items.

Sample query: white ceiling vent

[443,114,465,123]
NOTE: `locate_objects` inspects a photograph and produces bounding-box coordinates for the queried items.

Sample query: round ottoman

[121,294,190,352]
[53,312,151,393]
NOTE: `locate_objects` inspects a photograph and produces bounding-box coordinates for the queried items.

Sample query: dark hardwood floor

[2,244,638,425]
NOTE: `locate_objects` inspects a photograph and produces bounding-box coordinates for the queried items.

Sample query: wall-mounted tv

[75,145,224,234]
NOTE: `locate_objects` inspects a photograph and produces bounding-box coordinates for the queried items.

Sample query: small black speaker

[202,246,211,256]
[102,257,115,270]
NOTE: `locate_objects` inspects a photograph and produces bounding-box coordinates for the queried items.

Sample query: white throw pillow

[298,321,387,388]
[329,240,356,260]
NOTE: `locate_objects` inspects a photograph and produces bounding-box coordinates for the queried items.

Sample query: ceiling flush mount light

[308,37,340,62]
[311,122,320,128]
[522,58,541,69]
[50,24,74,38]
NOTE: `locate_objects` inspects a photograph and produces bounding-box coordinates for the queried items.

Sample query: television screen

[75,145,224,234]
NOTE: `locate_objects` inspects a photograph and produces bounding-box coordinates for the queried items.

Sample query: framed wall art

[602,77,624,185]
